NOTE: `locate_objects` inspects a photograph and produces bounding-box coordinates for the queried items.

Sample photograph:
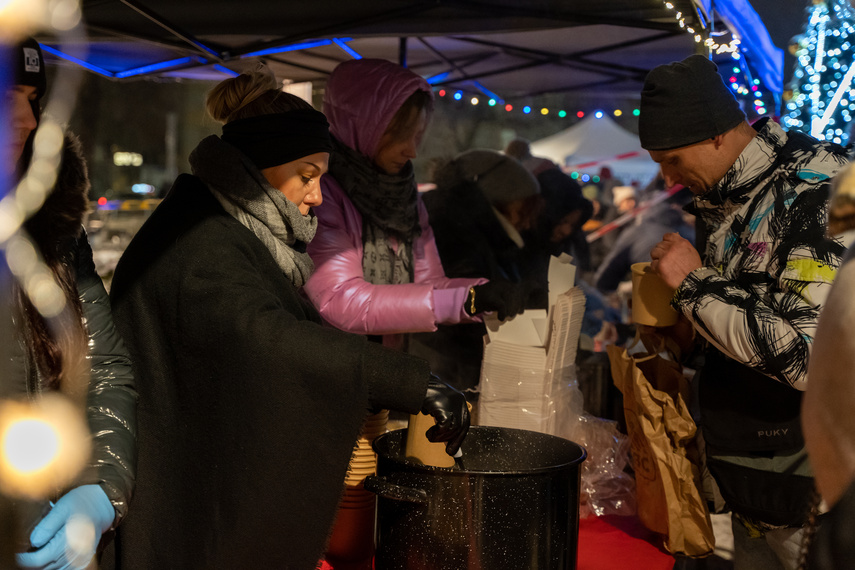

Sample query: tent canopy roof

[34,0,781,101]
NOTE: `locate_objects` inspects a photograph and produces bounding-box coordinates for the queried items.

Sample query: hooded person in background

[424,150,542,292]
[643,55,849,569]
[504,138,594,274]
[523,168,594,282]
[408,150,538,393]
[304,59,524,352]
[4,39,137,570]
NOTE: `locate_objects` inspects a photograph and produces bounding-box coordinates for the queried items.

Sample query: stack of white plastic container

[477,254,586,436]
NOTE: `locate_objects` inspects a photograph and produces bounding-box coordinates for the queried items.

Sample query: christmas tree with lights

[784,0,855,145]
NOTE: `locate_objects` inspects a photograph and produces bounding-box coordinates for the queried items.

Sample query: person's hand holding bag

[16,484,114,570]
[421,375,471,456]
[465,279,526,321]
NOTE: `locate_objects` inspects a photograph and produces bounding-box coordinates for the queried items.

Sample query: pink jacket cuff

[432,278,486,325]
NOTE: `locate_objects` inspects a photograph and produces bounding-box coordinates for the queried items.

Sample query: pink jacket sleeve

[304,177,483,335]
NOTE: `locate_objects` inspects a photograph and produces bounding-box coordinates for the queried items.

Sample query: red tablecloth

[321,515,675,570]
[578,515,675,570]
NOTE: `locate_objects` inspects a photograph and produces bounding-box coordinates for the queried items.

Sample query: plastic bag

[554,372,636,518]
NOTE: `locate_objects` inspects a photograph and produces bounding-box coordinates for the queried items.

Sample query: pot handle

[363,475,429,504]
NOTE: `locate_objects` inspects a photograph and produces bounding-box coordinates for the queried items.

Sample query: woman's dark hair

[16,260,88,395]
[15,137,90,395]
[381,89,433,144]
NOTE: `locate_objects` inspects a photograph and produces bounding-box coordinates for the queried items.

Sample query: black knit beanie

[13,38,47,100]
[639,55,745,151]
[13,38,46,177]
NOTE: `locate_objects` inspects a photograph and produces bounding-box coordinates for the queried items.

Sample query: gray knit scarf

[327,137,421,285]
[189,135,317,287]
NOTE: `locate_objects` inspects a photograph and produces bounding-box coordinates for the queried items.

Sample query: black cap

[13,38,47,99]
[639,55,745,151]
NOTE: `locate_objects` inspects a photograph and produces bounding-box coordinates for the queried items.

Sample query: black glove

[466,279,526,321]
[420,375,471,456]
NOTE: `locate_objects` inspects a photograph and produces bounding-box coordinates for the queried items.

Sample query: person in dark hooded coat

[409,149,539,393]
[504,138,594,281]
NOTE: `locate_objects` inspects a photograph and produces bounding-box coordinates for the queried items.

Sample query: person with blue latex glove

[16,485,115,570]
[3,37,137,569]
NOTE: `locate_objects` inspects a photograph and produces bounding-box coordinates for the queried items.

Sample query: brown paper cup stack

[343,409,387,488]
[326,409,388,563]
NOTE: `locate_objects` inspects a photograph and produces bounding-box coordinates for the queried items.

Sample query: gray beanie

[434,149,539,205]
[639,55,745,151]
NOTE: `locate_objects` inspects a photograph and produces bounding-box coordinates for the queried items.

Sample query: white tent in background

[529,115,661,186]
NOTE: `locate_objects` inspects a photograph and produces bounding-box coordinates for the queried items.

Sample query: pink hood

[323,58,433,159]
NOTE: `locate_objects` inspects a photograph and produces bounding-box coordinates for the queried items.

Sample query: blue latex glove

[16,484,114,570]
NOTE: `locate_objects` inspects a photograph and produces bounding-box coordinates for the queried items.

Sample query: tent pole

[399,37,408,68]
[119,0,222,60]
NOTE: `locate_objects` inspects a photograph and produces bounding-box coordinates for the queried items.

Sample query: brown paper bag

[607,335,715,557]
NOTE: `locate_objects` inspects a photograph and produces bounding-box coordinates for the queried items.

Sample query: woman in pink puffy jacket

[305,58,523,349]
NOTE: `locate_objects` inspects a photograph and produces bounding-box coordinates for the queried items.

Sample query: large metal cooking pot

[364,426,587,570]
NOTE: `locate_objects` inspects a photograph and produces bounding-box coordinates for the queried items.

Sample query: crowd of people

[5,36,855,570]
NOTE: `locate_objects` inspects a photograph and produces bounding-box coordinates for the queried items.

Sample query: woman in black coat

[108,71,469,570]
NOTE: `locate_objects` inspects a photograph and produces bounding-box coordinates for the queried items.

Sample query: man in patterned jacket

[641,55,849,569]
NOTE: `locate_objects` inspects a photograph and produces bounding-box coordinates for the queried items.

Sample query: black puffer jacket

[10,135,137,524]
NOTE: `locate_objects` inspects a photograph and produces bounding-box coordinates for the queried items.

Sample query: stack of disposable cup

[343,409,388,489]
[326,409,388,563]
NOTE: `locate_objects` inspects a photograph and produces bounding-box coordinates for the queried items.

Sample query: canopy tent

[34,0,784,105]
[529,114,660,186]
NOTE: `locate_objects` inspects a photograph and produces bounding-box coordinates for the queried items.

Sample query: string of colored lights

[434,88,641,119]
[726,63,768,117]
[433,3,767,121]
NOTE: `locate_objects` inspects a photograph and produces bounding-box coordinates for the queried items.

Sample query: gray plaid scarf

[190,135,317,287]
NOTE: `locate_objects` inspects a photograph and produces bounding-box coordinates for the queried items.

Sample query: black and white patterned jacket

[675,118,849,390]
